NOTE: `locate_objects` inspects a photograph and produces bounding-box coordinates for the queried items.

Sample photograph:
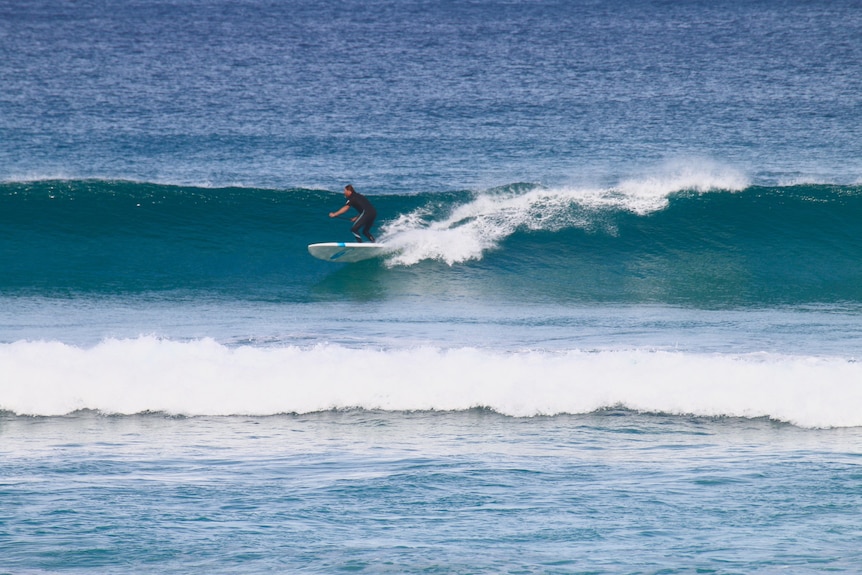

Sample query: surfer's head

[344,184,355,197]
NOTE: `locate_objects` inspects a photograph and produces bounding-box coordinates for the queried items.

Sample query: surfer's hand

[329,212,335,218]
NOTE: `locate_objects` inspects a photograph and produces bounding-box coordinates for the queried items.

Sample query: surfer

[329,184,377,243]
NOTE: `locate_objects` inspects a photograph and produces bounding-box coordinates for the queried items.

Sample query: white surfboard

[308,242,388,263]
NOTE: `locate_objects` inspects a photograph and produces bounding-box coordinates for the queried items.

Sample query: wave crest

[382,162,749,265]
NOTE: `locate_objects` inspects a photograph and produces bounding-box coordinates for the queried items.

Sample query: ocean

[2,0,862,573]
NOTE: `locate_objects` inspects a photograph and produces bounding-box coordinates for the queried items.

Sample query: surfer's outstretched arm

[329,205,349,218]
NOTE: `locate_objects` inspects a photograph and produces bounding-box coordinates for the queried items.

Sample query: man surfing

[329,184,377,243]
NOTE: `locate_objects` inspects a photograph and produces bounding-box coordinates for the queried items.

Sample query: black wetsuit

[346,191,377,242]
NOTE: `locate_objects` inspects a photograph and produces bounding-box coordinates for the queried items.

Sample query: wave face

[3,178,861,306]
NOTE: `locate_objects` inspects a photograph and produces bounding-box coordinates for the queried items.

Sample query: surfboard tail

[308,242,388,262]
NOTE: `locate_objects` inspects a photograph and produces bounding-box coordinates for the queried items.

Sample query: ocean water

[2,0,862,573]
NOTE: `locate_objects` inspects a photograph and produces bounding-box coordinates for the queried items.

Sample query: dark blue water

[2,0,862,572]
[3,0,861,189]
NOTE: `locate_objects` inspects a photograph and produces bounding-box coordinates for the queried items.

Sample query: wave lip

[382,161,750,265]
[2,338,860,429]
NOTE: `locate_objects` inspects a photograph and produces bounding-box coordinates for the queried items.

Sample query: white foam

[1,170,77,184]
[2,338,859,428]
[615,158,750,206]
[381,161,750,265]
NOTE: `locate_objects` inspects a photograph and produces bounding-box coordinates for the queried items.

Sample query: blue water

[2,0,862,572]
[3,412,862,574]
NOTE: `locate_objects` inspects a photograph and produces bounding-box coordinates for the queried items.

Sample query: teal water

[3,180,862,305]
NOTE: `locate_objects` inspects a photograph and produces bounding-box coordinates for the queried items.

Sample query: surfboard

[307,242,388,263]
